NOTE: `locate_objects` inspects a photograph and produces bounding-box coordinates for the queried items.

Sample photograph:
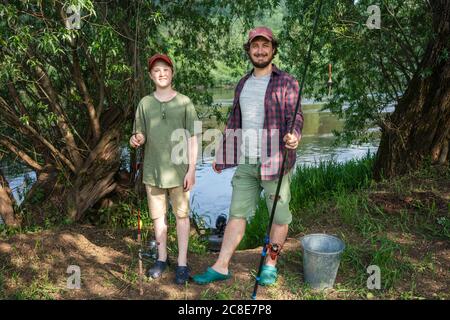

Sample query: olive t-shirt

[133,93,198,188]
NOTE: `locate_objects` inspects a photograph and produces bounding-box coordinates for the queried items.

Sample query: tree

[373,0,450,178]
[280,0,449,179]
[0,0,278,226]
[0,168,19,227]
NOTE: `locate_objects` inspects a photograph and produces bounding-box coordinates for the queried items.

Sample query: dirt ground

[1,166,449,300]
[0,222,448,300]
[0,225,307,300]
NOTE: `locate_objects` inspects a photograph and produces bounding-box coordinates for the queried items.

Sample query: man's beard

[249,53,273,68]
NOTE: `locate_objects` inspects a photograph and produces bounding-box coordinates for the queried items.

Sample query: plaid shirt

[215,64,303,180]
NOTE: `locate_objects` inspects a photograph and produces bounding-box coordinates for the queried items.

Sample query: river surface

[1,89,379,227]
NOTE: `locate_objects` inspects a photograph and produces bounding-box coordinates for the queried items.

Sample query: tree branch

[0,134,43,171]
[71,47,101,143]
[30,57,83,168]
[0,97,76,173]
[7,82,27,116]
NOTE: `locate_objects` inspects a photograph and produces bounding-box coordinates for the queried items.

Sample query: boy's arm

[187,134,198,172]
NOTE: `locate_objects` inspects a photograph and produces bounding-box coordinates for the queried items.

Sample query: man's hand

[183,169,196,192]
[212,161,222,174]
[283,133,301,150]
[130,133,145,148]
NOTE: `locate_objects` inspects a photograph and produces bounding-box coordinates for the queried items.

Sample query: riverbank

[0,160,448,300]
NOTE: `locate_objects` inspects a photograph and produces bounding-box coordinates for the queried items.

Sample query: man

[130,54,198,285]
[193,26,303,286]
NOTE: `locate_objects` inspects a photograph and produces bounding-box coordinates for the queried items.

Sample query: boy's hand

[183,170,196,192]
[130,133,145,148]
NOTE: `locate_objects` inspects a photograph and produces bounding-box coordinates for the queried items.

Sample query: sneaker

[175,265,190,285]
[147,260,168,279]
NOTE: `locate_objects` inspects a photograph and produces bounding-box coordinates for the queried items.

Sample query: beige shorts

[145,184,190,220]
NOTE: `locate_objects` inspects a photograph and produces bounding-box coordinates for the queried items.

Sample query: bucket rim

[300,233,346,255]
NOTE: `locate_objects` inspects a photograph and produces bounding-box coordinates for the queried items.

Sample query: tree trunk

[0,169,20,227]
[66,122,122,221]
[373,1,450,179]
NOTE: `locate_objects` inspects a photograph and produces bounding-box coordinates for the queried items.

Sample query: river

[1,89,379,227]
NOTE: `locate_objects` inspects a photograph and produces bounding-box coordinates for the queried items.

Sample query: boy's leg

[169,186,190,267]
[145,185,169,261]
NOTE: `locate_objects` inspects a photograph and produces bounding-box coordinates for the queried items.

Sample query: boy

[130,54,198,284]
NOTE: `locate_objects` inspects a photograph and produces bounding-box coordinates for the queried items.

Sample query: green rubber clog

[192,267,231,285]
[259,265,278,286]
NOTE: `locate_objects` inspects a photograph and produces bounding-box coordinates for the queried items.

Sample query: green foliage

[280,0,432,144]
[290,152,374,211]
[238,154,375,250]
[91,198,150,229]
[0,1,283,225]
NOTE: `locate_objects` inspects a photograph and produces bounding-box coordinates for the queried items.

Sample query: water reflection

[2,89,379,228]
[191,89,379,227]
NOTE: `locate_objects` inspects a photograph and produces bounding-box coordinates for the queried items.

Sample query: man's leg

[265,223,288,267]
[258,170,292,284]
[211,217,247,274]
[192,164,260,283]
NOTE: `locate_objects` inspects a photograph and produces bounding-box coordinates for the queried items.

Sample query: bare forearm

[188,135,198,172]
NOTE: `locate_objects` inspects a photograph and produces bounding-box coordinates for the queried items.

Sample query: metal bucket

[300,234,345,290]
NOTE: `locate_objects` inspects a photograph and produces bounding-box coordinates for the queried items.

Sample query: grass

[290,154,374,211]
[1,155,448,300]
[229,153,448,300]
[234,157,448,300]
[236,153,375,249]
[8,270,61,300]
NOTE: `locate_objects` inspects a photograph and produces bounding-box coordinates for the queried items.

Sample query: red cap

[148,54,173,72]
[247,26,274,43]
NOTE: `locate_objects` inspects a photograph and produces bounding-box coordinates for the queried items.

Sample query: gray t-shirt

[239,73,270,161]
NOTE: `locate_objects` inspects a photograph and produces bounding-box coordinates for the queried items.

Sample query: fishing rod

[328,63,333,96]
[134,144,144,296]
[251,0,324,300]
[133,0,144,296]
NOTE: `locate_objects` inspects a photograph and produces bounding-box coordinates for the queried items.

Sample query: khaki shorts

[229,163,292,225]
[145,185,190,220]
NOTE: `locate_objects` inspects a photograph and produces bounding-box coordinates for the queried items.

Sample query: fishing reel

[207,214,228,252]
[267,243,282,260]
[215,214,227,236]
[139,239,159,262]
